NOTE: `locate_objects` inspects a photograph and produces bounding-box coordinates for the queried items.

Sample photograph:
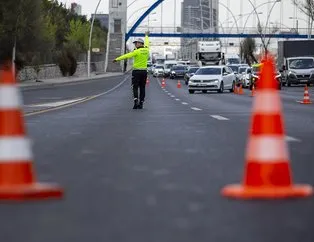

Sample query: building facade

[181,0,219,60]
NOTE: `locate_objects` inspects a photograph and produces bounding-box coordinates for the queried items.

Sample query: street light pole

[87,0,101,78]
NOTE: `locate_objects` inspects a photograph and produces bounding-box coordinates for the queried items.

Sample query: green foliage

[0,0,107,66]
[240,38,257,66]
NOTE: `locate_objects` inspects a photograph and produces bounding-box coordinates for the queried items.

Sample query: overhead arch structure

[126,0,313,40]
[126,0,165,41]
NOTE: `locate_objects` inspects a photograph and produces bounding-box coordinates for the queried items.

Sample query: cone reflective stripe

[161,79,166,88]
[221,56,313,199]
[0,66,63,201]
[298,85,312,104]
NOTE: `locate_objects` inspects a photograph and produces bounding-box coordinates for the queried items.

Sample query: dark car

[184,67,199,85]
[170,65,188,79]
[250,63,282,90]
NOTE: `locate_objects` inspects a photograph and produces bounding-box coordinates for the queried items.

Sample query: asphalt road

[1,74,314,242]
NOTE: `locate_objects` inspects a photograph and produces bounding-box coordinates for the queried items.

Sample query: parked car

[238,66,252,88]
[188,66,236,94]
[147,63,153,74]
[184,67,199,85]
[227,64,241,83]
[163,61,177,77]
[153,65,165,77]
[250,63,282,90]
[170,65,188,79]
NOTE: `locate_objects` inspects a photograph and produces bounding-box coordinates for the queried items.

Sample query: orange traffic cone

[234,84,239,94]
[161,79,166,88]
[177,80,181,88]
[221,56,313,199]
[298,85,312,104]
[0,65,64,200]
[250,85,256,97]
[238,84,244,95]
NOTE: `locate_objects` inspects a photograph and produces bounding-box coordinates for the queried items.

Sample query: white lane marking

[29,98,86,108]
[171,95,175,98]
[191,107,202,111]
[182,102,189,105]
[175,98,180,101]
[210,115,229,121]
[285,136,301,142]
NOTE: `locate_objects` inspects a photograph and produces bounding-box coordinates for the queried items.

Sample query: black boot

[138,101,144,109]
[133,99,138,109]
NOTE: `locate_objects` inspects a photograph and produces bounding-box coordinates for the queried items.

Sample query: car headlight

[288,71,297,76]
[171,71,175,74]
[213,80,219,83]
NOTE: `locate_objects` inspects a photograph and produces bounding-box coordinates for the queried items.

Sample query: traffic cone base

[297,100,312,104]
[0,183,63,200]
[221,184,313,199]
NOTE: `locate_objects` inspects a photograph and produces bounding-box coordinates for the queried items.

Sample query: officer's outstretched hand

[113,59,117,63]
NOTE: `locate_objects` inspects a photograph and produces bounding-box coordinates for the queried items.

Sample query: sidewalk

[19,72,125,90]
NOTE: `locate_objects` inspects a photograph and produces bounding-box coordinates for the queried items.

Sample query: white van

[163,60,178,77]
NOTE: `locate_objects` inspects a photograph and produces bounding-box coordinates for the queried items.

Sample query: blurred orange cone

[238,84,244,95]
[177,80,181,88]
[221,56,313,199]
[161,79,166,88]
[298,85,312,104]
[250,85,256,97]
[0,65,64,201]
[234,84,239,94]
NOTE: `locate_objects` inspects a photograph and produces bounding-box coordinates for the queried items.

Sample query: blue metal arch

[126,0,165,41]
[130,33,314,39]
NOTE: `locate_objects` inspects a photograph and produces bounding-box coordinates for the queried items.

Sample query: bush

[57,49,77,77]
[67,50,77,76]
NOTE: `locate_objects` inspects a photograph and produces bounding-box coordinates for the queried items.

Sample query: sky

[60,0,309,30]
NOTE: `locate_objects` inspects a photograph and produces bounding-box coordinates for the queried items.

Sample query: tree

[293,0,314,35]
[240,38,258,66]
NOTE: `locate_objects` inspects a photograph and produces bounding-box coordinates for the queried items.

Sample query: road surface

[1,74,314,242]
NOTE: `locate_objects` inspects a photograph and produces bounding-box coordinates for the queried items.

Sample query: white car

[188,66,236,94]
[238,66,252,88]
[153,65,165,77]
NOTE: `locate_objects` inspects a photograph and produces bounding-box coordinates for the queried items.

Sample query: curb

[20,72,127,91]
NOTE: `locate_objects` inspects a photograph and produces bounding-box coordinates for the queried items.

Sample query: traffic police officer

[113,32,150,109]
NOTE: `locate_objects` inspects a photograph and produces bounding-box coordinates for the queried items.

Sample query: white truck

[191,41,223,66]
[225,54,241,65]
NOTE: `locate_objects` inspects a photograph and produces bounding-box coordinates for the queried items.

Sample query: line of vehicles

[148,40,314,94]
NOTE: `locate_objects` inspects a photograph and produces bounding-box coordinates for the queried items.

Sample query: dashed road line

[175,98,180,101]
[171,95,175,98]
[191,107,202,111]
[210,115,230,121]
[182,102,189,105]
[285,136,301,142]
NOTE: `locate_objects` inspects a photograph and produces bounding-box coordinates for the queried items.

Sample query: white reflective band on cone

[246,136,289,162]
[0,137,33,161]
[0,85,21,108]
[253,90,282,114]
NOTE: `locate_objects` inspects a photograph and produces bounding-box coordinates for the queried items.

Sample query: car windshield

[288,58,314,69]
[188,67,199,73]
[239,67,247,73]
[156,66,164,69]
[196,68,221,75]
[227,58,240,64]
[172,66,186,71]
[165,64,176,69]
[228,66,239,72]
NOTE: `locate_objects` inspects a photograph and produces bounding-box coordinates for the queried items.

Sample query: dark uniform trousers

[132,70,147,102]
